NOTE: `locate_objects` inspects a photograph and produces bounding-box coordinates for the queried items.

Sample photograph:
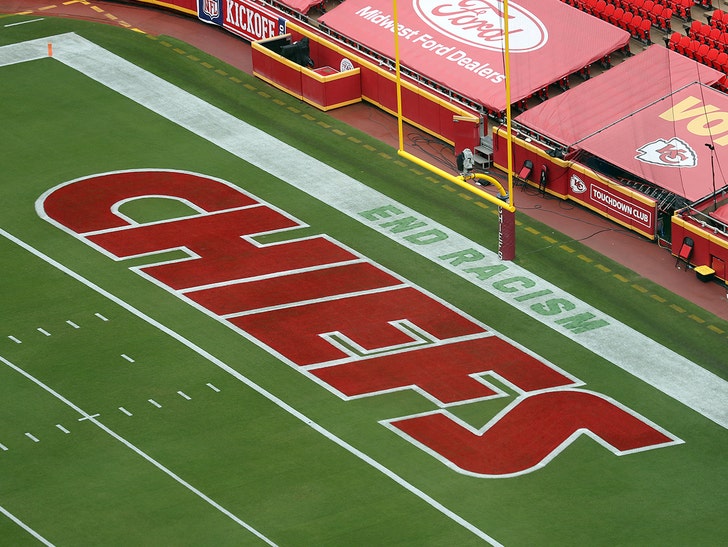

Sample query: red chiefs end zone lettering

[38,170,681,477]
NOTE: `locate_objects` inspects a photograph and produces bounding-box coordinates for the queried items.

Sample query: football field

[0,15,727,545]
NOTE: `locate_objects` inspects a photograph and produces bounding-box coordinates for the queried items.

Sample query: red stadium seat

[603,3,616,20]
[609,7,625,24]
[685,39,701,59]
[594,0,607,17]
[638,17,653,42]
[620,10,634,30]
[657,7,673,31]
[704,46,720,68]
[631,0,645,13]
[713,51,728,71]
[700,23,713,42]
[642,0,655,17]
[649,3,663,24]
[686,20,702,39]
[676,34,692,55]
[695,43,710,64]
[666,31,681,50]
[707,27,722,48]
[710,9,725,31]
[629,14,643,35]
[672,0,691,20]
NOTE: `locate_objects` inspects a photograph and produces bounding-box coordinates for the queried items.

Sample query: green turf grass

[0,14,726,546]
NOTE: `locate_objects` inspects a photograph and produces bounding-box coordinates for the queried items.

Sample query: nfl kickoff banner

[198,0,286,42]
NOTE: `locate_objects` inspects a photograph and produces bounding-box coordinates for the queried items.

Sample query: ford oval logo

[412,0,548,52]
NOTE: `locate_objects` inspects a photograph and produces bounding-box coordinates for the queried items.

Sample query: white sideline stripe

[0,504,54,547]
[0,226,501,545]
[14,33,724,430]
[3,18,45,28]
[0,354,277,547]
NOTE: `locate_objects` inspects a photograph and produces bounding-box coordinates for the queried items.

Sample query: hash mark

[8,336,21,344]
[206,383,220,393]
[148,399,162,408]
[37,328,51,337]
[56,424,70,434]
[95,313,108,321]
[66,320,80,329]
[121,354,135,363]
[25,433,39,443]
[119,407,133,416]
[0,443,7,451]
[177,391,191,400]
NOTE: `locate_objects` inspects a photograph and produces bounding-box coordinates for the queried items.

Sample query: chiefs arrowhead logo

[635,138,697,168]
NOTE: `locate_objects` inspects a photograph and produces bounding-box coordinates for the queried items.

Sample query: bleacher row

[562,0,700,43]
[667,9,728,90]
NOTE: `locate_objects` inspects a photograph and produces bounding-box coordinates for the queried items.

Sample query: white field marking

[8,336,22,344]
[17,33,724,430]
[221,284,408,319]
[37,328,51,337]
[77,413,100,421]
[118,407,133,416]
[0,225,501,545]
[177,391,191,400]
[179,258,366,294]
[0,443,7,451]
[0,354,278,547]
[121,354,135,363]
[148,399,162,408]
[382,387,683,479]
[66,320,80,329]
[0,504,54,547]
[25,433,39,443]
[55,424,70,434]
[94,312,108,321]
[206,383,221,393]
[3,18,45,28]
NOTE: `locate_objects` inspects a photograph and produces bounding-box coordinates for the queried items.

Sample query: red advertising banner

[198,0,285,42]
[566,169,656,236]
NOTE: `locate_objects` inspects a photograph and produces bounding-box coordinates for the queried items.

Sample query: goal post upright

[392,0,517,257]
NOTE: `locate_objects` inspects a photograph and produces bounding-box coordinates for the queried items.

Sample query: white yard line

[0,353,278,546]
[0,504,54,546]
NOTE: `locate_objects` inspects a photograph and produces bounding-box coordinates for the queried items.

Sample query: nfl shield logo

[202,0,220,19]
